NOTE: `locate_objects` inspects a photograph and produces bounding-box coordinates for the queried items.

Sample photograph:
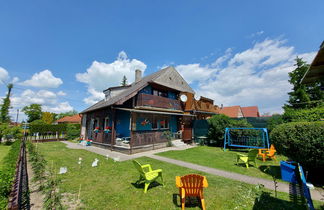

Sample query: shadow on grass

[172,193,203,209]
[253,192,307,210]
[131,181,163,192]
[259,165,281,179]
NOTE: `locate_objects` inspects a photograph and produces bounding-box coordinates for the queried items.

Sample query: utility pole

[16,109,19,125]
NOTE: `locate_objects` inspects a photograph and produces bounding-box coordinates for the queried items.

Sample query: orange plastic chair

[176,174,208,210]
[258,144,277,162]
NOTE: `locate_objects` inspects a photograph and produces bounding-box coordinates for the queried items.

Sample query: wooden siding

[131,130,168,146]
[136,93,182,110]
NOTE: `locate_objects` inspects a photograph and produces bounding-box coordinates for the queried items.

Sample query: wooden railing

[136,93,182,111]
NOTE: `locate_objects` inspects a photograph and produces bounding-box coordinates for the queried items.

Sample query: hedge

[29,124,67,134]
[270,121,324,181]
[0,140,21,209]
[283,106,324,122]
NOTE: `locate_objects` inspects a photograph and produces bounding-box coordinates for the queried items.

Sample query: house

[56,114,82,124]
[241,106,260,117]
[301,41,324,84]
[80,66,203,153]
[218,105,260,118]
[218,106,244,118]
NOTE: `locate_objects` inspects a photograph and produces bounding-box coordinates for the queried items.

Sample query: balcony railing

[136,93,182,111]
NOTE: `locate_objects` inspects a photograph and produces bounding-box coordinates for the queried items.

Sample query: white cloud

[43,102,73,113]
[19,70,63,88]
[76,51,147,105]
[57,91,66,96]
[176,38,316,114]
[0,67,9,83]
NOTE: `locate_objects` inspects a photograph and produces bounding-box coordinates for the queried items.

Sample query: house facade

[80,66,212,153]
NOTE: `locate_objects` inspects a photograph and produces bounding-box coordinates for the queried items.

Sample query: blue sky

[0,0,323,121]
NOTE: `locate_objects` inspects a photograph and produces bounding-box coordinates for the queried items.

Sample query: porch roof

[114,107,196,117]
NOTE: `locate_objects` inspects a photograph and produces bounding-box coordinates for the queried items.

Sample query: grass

[32,141,320,209]
[0,143,11,169]
[157,146,288,181]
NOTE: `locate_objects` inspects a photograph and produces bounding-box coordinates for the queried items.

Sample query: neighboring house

[241,106,260,117]
[218,106,244,118]
[301,41,324,84]
[80,66,206,153]
[56,114,81,124]
[218,105,260,118]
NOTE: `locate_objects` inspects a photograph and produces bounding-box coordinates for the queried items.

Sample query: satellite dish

[180,94,187,102]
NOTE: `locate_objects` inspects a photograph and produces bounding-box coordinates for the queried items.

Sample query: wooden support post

[111,108,116,151]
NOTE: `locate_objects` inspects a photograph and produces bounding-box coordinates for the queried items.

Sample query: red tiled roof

[218,106,242,118]
[56,114,81,123]
[241,106,260,117]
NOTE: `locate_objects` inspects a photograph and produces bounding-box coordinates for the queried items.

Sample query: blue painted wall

[168,91,177,99]
[139,85,152,94]
[116,110,130,137]
[136,116,152,131]
[170,116,178,132]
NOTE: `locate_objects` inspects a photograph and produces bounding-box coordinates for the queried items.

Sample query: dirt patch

[27,157,44,210]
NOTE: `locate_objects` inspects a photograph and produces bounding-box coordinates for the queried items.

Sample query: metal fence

[8,139,30,210]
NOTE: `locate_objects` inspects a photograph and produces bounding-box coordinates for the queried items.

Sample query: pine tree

[0,83,13,123]
[121,75,128,86]
[284,57,324,110]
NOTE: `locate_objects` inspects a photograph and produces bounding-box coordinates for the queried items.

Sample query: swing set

[223,128,270,151]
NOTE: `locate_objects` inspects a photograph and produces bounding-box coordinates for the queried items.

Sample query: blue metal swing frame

[223,127,270,151]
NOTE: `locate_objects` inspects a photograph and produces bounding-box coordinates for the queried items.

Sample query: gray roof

[81,66,195,113]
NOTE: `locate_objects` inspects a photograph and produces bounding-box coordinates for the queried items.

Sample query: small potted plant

[104,126,112,133]
[94,127,99,133]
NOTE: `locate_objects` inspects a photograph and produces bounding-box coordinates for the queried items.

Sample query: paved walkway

[62,141,323,201]
[62,141,194,161]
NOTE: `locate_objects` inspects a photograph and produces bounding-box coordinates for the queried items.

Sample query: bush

[283,106,324,122]
[65,124,81,140]
[207,114,252,146]
[267,114,284,133]
[270,121,324,183]
[0,140,21,208]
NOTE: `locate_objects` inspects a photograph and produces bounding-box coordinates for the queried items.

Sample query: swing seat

[236,149,258,168]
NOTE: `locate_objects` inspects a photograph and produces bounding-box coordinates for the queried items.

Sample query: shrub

[65,124,81,140]
[283,106,324,122]
[270,121,324,183]
[207,114,252,146]
[266,114,284,133]
[0,140,21,209]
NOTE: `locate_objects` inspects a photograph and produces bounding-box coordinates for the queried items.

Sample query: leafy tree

[121,75,128,86]
[284,57,324,110]
[56,110,78,120]
[42,112,54,124]
[0,83,13,123]
[22,104,42,123]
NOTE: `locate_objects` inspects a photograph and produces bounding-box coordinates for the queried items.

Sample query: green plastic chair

[132,160,164,193]
[236,149,258,168]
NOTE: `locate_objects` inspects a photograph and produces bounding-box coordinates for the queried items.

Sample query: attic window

[181,81,184,85]
[169,77,172,80]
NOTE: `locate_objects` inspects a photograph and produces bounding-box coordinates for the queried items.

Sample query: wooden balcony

[136,93,182,111]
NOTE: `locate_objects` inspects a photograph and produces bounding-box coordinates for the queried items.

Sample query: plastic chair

[132,160,164,193]
[258,144,277,162]
[176,174,208,210]
[236,149,258,168]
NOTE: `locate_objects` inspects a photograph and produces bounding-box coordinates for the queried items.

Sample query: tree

[42,112,54,124]
[56,110,78,120]
[284,57,324,110]
[22,104,42,123]
[0,83,13,123]
[121,75,128,86]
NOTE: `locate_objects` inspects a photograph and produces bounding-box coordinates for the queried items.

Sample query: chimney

[135,69,142,83]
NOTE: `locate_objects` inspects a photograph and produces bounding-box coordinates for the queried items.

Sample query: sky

[0,0,323,121]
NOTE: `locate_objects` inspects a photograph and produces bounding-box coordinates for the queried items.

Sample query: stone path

[62,141,194,161]
[61,141,324,202]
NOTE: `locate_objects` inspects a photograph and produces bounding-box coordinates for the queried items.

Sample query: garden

[26,141,323,209]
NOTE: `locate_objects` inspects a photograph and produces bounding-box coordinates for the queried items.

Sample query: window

[152,116,158,129]
[159,116,169,129]
[153,89,168,98]
[103,117,109,129]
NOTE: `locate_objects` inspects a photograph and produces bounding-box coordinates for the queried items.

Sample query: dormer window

[153,89,168,98]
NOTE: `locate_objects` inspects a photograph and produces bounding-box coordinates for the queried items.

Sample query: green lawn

[33,142,318,209]
[0,144,11,168]
[157,146,289,182]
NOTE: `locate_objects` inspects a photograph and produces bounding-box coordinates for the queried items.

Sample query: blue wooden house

[80,66,197,153]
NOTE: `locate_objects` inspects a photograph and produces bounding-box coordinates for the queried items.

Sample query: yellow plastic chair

[132,160,164,193]
[176,174,208,210]
[236,149,258,168]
